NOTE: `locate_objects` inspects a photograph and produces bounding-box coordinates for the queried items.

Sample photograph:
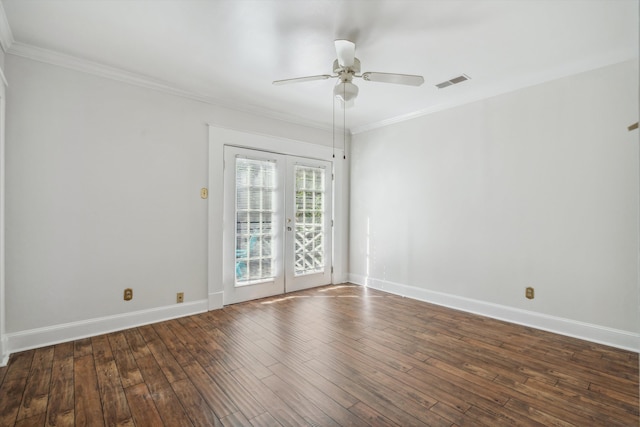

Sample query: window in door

[294,165,326,276]
[234,157,276,285]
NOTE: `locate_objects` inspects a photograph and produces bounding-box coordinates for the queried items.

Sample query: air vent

[435,74,470,89]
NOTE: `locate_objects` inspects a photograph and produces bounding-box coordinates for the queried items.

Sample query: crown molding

[352,50,639,135]
[8,38,635,137]
[0,2,14,53]
[6,41,334,133]
[8,41,214,100]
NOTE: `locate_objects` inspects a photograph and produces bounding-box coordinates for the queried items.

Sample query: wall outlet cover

[525,287,534,300]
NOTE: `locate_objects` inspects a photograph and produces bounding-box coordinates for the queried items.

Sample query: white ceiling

[1,0,638,133]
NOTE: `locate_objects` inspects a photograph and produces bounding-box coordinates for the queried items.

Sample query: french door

[223,146,332,305]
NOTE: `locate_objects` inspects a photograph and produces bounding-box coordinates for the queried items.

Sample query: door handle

[287,226,292,231]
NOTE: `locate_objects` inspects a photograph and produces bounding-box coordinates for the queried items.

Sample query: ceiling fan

[273,39,424,107]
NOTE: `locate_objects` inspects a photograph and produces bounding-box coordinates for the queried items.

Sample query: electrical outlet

[177,292,184,303]
[124,288,133,301]
[525,287,534,300]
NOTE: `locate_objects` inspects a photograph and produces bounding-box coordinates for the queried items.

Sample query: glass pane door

[223,147,332,304]
[223,147,285,305]
[285,157,332,292]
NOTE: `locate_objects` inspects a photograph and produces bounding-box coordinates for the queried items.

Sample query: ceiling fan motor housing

[333,57,360,103]
[333,58,361,75]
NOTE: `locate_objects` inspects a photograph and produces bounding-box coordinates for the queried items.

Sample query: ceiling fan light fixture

[334,81,359,103]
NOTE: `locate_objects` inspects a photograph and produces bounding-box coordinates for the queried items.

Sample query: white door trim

[0,77,7,366]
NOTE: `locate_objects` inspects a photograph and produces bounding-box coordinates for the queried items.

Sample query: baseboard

[6,299,209,356]
[332,272,349,285]
[208,291,224,310]
[348,274,639,352]
[0,336,8,367]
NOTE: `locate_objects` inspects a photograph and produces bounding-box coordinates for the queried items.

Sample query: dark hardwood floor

[0,284,638,426]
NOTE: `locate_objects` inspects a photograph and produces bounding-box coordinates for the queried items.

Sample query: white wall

[4,51,637,356]
[4,54,339,352]
[349,59,639,350]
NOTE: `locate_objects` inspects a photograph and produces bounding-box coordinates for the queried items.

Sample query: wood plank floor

[0,284,638,426]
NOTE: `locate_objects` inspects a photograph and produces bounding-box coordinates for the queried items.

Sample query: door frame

[208,126,348,310]
[0,73,7,366]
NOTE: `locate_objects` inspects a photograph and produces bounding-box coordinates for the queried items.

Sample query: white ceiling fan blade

[273,75,333,85]
[334,39,355,68]
[362,72,425,86]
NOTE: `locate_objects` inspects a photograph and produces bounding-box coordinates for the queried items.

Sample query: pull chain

[332,90,335,159]
[343,83,347,160]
